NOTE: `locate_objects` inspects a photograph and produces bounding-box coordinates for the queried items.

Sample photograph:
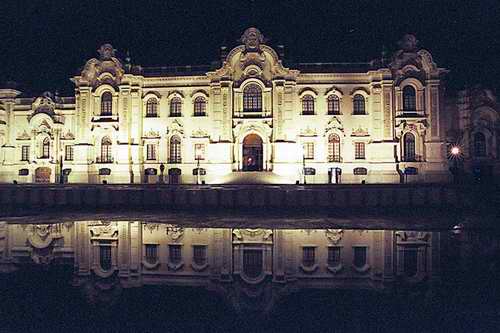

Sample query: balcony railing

[396,110,425,117]
[96,156,114,163]
[328,156,343,163]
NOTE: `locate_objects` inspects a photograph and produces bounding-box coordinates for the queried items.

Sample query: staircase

[215,171,295,184]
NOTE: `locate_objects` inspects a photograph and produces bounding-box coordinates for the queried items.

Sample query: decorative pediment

[351,126,370,137]
[32,92,56,116]
[143,129,160,138]
[61,131,75,140]
[191,128,209,138]
[89,221,119,240]
[233,121,273,141]
[165,225,184,241]
[325,229,343,244]
[78,44,124,87]
[167,120,184,136]
[233,229,273,243]
[27,224,63,249]
[396,231,430,243]
[16,130,31,140]
[325,117,344,135]
[299,126,317,137]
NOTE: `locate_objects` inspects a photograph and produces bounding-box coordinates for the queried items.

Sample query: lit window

[146,144,157,160]
[353,94,365,115]
[42,137,50,158]
[354,142,365,159]
[328,246,341,267]
[193,96,206,116]
[327,95,340,115]
[328,134,341,162]
[243,249,262,278]
[146,98,158,117]
[99,136,113,163]
[353,246,367,268]
[169,136,181,163]
[170,97,182,117]
[303,142,314,160]
[403,133,416,161]
[302,95,315,115]
[192,245,207,266]
[243,84,262,112]
[194,143,205,160]
[169,244,182,264]
[101,92,113,116]
[302,247,316,267]
[21,145,30,161]
[403,86,416,111]
[145,244,158,264]
[474,132,486,157]
[99,242,112,271]
[65,145,74,161]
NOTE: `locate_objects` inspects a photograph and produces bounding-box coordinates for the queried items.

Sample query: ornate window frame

[299,89,318,116]
[167,91,184,117]
[94,85,117,117]
[143,92,161,118]
[234,79,271,118]
[325,87,343,115]
[351,89,369,115]
[396,78,425,117]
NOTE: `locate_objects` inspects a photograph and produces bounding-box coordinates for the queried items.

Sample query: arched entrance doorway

[35,167,51,183]
[242,134,263,171]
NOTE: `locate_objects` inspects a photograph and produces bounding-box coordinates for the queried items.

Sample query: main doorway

[35,167,51,183]
[242,134,263,171]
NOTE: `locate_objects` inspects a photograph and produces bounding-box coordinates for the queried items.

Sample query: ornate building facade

[2,27,490,184]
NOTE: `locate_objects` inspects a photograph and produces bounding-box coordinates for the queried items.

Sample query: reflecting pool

[0,220,499,332]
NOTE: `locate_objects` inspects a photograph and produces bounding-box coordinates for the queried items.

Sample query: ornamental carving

[395,119,427,139]
[396,231,430,243]
[351,126,369,137]
[191,128,209,138]
[78,44,124,87]
[240,27,265,52]
[325,229,343,244]
[165,224,184,241]
[16,130,31,140]
[299,126,317,137]
[143,223,160,233]
[27,224,63,249]
[89,221,118,240]
[233,229,273,243]
[143,129,160,138]
[324,117,344,135]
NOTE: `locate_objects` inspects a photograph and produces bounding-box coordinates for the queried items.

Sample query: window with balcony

[403,133,416,161]
[353,94,366,115]
[21,145,30,161]
[403,86,417,111]
[243,84,262,112]
[146,143,157,161]
[65,145,74,161]
[354,142,365,160]
[193,96,206,116]
[303,142,314,160]
[302,95,315,115]
[99,136,113,163]
[101,92,113,116]
[328,134,341,162]
[170,97,182,117]
[327,95,340,115]
[146,98,158,117]
[169,136,181,163]
[41,138,50,158]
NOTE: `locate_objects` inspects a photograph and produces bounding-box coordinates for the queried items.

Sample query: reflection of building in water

[0,221,441,312]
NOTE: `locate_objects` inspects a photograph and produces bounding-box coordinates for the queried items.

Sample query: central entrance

[242,134,263,171]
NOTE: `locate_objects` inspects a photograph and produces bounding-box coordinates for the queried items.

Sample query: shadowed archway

[242,134,263,171]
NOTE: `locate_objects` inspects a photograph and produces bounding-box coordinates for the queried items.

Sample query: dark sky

[1,0,499,96]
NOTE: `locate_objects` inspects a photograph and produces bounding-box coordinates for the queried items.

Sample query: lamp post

[449,145,461,184]
[195,146,202,185]
[302,152,307,185]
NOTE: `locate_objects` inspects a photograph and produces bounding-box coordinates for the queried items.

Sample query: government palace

[0,28,498,184]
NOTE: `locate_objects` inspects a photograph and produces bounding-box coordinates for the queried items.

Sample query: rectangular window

[146,144,157,160]
[303,143,314,160]
[169,244,182,264]
[194,143,205,160]
[302,247,316,267]
[21,145,30,161]
[353,246,367,268]
[328,246,341,266]
[145,244,158,264]
[99,242,112,271]
[192,245,207,266]
[65,145,74,161]
[354,142,365,160]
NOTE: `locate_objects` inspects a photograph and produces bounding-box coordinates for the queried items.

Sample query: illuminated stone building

[0,222,440,311]
[0,28,456,184]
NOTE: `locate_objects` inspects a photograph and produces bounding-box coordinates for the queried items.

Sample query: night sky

[1,0,499,96]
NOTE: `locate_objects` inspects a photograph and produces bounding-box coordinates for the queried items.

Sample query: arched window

[474,132,486,157]
[243,84,262,112]
[101,92,113,116]
[170,97,182,117]
[403,86,417,111]
[327,95,340,115]
[169,135,181,163]
[193,96,206,116]
[328,134,341,162]
[353,94,365,115]
[403,133,416,161]
[302,95,315,115]
[42,137,50,158]
[100,136,113,163]
[146,98,158,117]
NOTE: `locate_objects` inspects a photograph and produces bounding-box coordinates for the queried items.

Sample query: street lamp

[302,151,307,185]
[449,145,461,184]
[195,146,202,185]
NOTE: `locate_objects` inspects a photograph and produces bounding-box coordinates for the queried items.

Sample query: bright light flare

[451,146,460,155]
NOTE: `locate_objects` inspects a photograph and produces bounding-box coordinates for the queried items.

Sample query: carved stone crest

[165,224,184,241]
[240,27,265,52]
[325,229,343,244]
[233,229,273,243]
